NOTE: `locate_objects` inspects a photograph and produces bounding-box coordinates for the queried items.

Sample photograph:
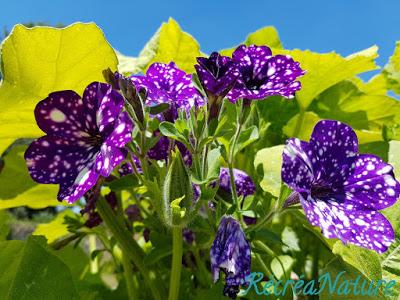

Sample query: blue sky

[2,0,400,71]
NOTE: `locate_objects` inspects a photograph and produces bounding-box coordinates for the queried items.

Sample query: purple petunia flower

[211,216,251,299]
[195,52,239,98]
[130,62,204,120]
[25,82,133,203]
[282,120,400,253]
[227,45,305,102]
[125,204,143,222]
[219,167,256,198]
[130,62,203,161]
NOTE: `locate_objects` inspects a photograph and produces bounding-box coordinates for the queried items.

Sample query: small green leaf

[149,103,170,115]
[32,210,74,243]
[254,145,284,197]
[270,255,295,280]
[235,125,259,154]
[162,150,193,226]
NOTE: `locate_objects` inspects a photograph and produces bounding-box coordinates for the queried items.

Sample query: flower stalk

[168,225,183,300]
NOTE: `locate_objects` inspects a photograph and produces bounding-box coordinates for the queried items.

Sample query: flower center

[310,184,333,199]
[86,134,103,146]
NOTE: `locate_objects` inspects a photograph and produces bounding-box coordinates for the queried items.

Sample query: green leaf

[235,125,259,154]
[0,145,62,209]
[0,236,79,299]
[270,255,295,280]
[206,147,221,181]
[220,26,282,56]
[332,241,383,282]
[0,211,10,240]
[283,111,383,144]
[388,141,400,179]
[273,46,379,109]
[159,121,189,146]
[162,150,193,226]
[311,81,400,131]
[254,145,284,197]
[32,210,74,243]
[0,23,118,153]
[320,256,386,299]
[246,26,283,49]
[383,41,400,94]
[143,18,201,73]
[148,102,170,115]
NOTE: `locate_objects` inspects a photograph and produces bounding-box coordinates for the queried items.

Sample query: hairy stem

[168,226,183,300]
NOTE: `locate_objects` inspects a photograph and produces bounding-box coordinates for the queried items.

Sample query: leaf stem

[122,253,136,300]
[168,226,183,300]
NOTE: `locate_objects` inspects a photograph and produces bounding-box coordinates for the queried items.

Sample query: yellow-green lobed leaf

[0,23,118,153]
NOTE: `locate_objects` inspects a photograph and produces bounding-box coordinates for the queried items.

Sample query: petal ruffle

[25,135,97,184]
[281,138,314,193]
[344,154,400,210]
[34,90,89,140]
[300,194,394,253]
[309,120,358,187]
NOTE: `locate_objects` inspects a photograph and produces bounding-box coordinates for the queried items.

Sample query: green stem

[97,198,163,300]
[168,226,183,300]
[254,253,275,280]
[193,249,211,287]
[228,110,244,208]
[122,253,136,300]
[88,235,98,274]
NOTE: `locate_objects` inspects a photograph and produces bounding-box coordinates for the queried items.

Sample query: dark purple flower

[219,167,256,198]
[25,82,133,203]
[282,120,400,253]
[227,45,305,102]
[130,62,204,120]
[195,52,239,97]
[118,162,134,176]
[118,156,142,176]
[143,228,151,243]
[183,228,195,245]
[211,216,251,299]
[81,191,118,228]
[125,204,143,222]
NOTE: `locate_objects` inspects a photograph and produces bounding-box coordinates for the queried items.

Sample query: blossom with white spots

[130,62,204,120]
[25,82,133,203]
[219,167,256,198]
[210,216,251,299]
[227,45,305,102]
[281,120,400,253]
[195,52,240,97]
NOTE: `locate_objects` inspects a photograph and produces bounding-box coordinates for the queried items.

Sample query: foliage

[1,19,400,300]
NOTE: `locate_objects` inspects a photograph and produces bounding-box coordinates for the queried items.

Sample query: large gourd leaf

[142,18,201,73]
[0,236,79,299]
[0,23,118,154]
[0,144,61,209]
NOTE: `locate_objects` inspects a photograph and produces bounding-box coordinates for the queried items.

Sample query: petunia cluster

[195,45,305,103]
[24,43,304,298]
